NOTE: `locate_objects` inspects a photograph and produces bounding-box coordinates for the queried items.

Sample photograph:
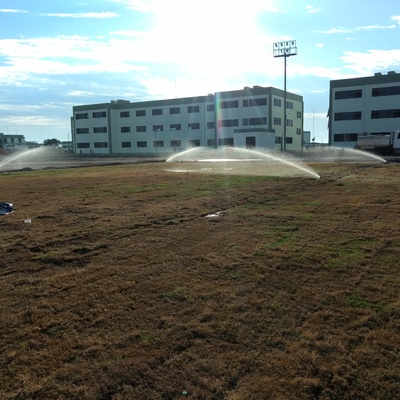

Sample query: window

[371,109,400,119]
[296,128,302,135]
[246,136,256,148]
[188,139,200,147]
[93,111,106,118]
[77,143,90,148]
[207,104,215,112]
[136,126,147,133]
[136,110,146,117]
[334,112,362,121]
[275,137,282,144]
[286,137,293,144]
[219,100,238,109]
[94,142,108,148]
[152,124,163,131]
[372,86,400,97]
[207,122,215,129]
[335,89,362,99]
[121,142,131,148]
[153,140,164,147]
[188,105,200,113]
[137,141,147,147]
[121,126,131,133]
[188,122,200,130]
[287,119,293,127]
[120,111,130,118]
[218,119,238,127]
[170,124,181,131]
[170,140,181,147]
[274,98,282,107]
[334,133,358,142]
[169,107,181,114]
[273,117,282,125]
[243,98,267,107]
[93,127,107,133]
[297,111,302,118]
[218,138,234,146]
[286,101,293,109]
[207,139,216,146]
[243,117,267,126]
[75,112,88,120]
[152,108,163,116]
[76,128,89,134]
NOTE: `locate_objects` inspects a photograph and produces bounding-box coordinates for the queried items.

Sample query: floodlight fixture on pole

[273,40,297,151]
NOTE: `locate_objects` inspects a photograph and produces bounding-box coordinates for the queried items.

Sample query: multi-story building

[71,85,304,156]
[329,71,400,148]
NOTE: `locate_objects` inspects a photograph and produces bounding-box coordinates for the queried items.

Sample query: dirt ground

[0,160,399,399]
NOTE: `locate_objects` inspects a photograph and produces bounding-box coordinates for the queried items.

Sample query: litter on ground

[0,202,15,215]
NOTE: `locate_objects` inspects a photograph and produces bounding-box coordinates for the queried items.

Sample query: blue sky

[1,0,400,144]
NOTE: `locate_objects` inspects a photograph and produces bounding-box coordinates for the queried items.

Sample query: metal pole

[283,55,287,152]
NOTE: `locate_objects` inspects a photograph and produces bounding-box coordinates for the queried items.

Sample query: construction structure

[71,86,304,156]
[328,71,400,148]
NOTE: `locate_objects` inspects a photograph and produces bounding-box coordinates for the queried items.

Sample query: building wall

[329,71,400,148]
[71,86,304,156]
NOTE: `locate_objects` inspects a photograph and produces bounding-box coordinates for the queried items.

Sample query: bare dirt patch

[0,162,399,399]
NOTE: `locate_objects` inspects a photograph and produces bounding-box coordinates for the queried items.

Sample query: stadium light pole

[273,40,297,151]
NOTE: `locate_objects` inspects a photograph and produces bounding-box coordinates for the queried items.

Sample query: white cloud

[321,24,396,34]
[290,63,356,81]
[391,16,400,24]
[113,0,281,13]
[0,115,62,126]
[306,5,321,13]
[40,12,119,19]
[315,43,324,48]
[0,9,27,13]
[340,49,400,75]
[65,90,97,97]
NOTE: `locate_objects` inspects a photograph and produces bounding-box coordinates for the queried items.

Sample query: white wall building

[71,86,304,156]
[329,71,400,148]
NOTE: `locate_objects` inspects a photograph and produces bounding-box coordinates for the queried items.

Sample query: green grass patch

[346,294,385,312]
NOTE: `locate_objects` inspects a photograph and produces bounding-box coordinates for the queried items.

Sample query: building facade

[0,133,30,153]
[71,85,304,156]
[329,71,400,148]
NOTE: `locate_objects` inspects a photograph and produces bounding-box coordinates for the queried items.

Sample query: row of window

[333,133,358,142]
[334,109,400,121]
[77,136,300,149]
[335,85,400,100]
[76,139,232,149]
[0,138,23,144]
[275,137,293,144]
[76,116,305,135]
[334,133,395,142]
[75,98,299,120]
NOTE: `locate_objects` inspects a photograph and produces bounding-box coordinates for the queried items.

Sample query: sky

[1,0,400,144]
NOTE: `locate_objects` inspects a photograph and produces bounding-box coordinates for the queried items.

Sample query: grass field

[0,161,399,399]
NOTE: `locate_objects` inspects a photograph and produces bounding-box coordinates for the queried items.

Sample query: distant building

[0,133,25,149]
[61,141,73,152]
[303,130,311,144]
[71,86,304,156]
[328,71,400,148]
[0,133,40,152]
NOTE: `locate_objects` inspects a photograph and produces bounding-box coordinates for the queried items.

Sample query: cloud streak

[0,9,27,13]
[321,24,396,34]
[39,12,119,19]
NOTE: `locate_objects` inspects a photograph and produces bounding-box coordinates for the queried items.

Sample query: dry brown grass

[0,161,399,399]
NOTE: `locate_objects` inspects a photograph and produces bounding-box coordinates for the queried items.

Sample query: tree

[43,138,61,146]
